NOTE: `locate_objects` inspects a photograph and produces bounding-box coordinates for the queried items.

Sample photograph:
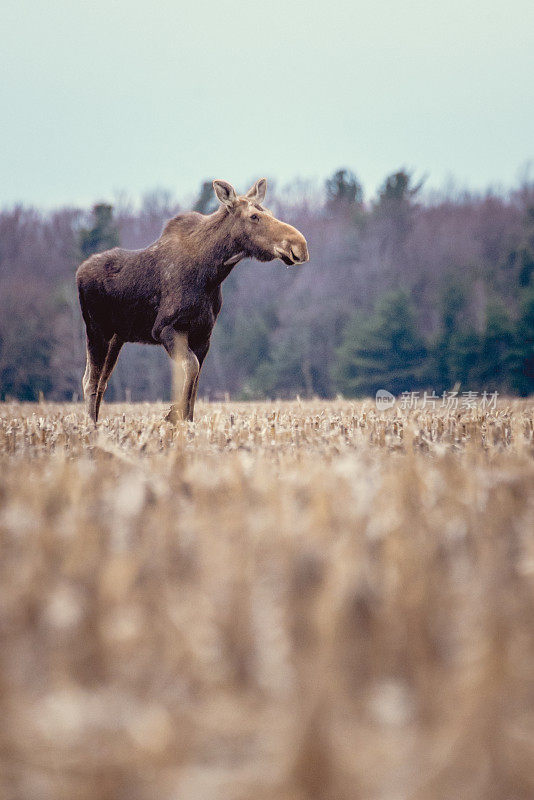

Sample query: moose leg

[188,340,210,420]
[95,334,123,421]
[160,328,199,422]
[82,324,109,424]
[189,373,200,419]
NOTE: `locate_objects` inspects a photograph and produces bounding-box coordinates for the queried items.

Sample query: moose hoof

[165,404,185,424]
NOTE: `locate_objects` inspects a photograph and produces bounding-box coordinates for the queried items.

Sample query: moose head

[212,178,309,266]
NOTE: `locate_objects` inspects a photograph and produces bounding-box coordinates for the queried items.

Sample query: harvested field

[1,399,534,800]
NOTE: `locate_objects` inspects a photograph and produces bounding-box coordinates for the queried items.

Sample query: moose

[76,179,309,423]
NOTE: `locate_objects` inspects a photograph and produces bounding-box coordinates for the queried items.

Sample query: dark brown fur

[76,179,309,423]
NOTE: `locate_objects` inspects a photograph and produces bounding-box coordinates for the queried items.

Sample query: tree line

[1,169,533,401]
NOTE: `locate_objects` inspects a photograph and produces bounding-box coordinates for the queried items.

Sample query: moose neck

[189,206,247,285]
[209,208,247,284]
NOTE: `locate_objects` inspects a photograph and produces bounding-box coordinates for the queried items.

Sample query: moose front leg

[160,328,199,422]
[82,324,109,425]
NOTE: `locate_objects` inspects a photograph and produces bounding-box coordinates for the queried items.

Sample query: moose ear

[245,178,267,204]
[213,180,238,209]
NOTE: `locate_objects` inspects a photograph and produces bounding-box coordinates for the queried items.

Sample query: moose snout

[275,229,309,265]
[290,239,309,264]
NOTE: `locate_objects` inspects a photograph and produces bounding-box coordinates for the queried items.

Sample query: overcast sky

[1,0,533,207]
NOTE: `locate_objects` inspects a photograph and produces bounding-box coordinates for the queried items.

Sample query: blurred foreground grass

[1,399,534,800]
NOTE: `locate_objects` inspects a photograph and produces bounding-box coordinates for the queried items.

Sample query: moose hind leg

[95,334,123,421]
[160,328,199,422]
[188,341,210,421]
[189,372,200,420]
[82,325,109,424]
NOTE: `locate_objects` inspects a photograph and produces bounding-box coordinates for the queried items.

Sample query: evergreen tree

[475,300,515,390]
[193,181,218,214]
[510,205,534,288]
[375,170,423,208]
[229,312,272,377]
[444,329,482,389]
[325,168,363,213]
[249,335,309,399]
[79,203,119,259]
[511,286,534,395]
[431,279,479,391]
[334,290,428,397]
[373,170,423,249]
[0,288,54,400]
[517,244,534,288]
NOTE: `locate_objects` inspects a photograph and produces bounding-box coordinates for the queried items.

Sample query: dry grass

[1,398,534,800]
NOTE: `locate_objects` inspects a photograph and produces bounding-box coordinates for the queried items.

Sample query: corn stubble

[1,399,534,800]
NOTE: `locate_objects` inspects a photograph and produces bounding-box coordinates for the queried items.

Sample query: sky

[1,0,533,208]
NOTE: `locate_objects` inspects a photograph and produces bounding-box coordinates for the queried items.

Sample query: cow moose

[76,179,309,424]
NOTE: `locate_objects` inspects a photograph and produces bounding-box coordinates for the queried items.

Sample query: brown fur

[76,179,309,423]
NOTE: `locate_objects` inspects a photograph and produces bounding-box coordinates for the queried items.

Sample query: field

[1,398,534,800]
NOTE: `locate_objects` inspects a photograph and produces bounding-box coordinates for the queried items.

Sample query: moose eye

[250,213,260,221]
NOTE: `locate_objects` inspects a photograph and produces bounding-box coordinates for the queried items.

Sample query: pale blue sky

[1,0,533,207]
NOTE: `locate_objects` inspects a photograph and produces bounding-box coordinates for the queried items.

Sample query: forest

[1,168,533,401]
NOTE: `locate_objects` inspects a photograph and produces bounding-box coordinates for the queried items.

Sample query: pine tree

[511,286,534,395]
[431,279,481,392]
[509,205,534,288]
[249,332,309,399]
[334,290,428,397]
[325,169,363,214]
[475,300,515,390]
[79,203,119,259]
[374,171,423,225]
[193,181,218,215]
